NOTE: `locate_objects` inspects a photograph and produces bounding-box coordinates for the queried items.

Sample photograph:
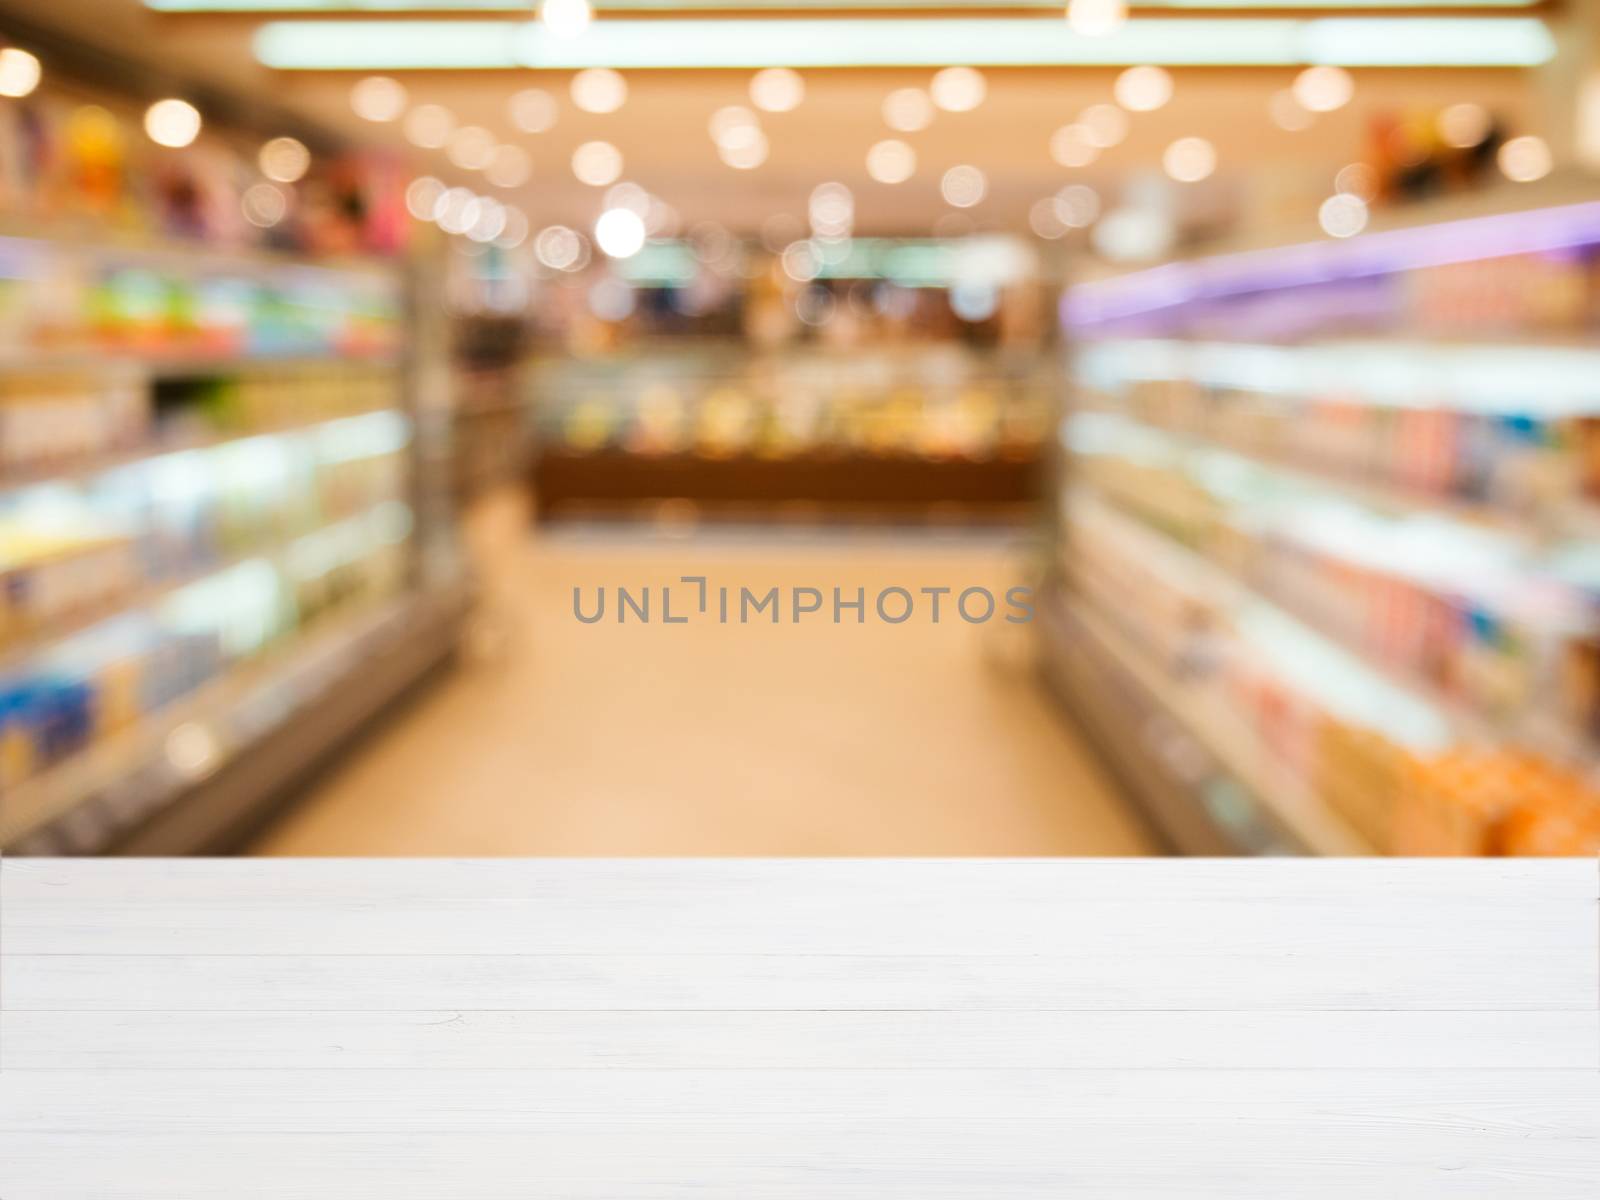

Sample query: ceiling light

[540,0,590,41]
[719,129,768,169]
[1079,103,1128,148]
[1269,87,1313,131]
[595,207,647,258]
[405,175,447,220]
[255,17,1558,70]
[782,240,821,283]
[1319,193,1368,239]
[709,104,760,148]
[496,205,530,250]
[571,66,626,113]
[1067,0,1127,39]
[447,124,497,170]
[1030,199,1067,240]
[1055,183,1100,227]
[144,98,202,148]
[241,182,287,228]
[0,47,42,99]
[750,66,803,113]
[1438,101,1491,148]
[1163,135,1216,182]
[930,66,986,112]
[486,144,532,187]
[572,139,623,185]
[809,182,853,237]
[1113,65,1172,111]
[1050,124,1098,168]
[1498,134,1551,182]
[1292,64,1353,113]
[1093,207,1174,262]
[509,87,557,133]
[350,75,405,122]
[1334,162,1378,201]
[883,87,934,132]
[467,197,507,243]
[258,136,310,183]
[404,103,455,148]
[866,139,916,185]
[434,186,481,235]
[940,164,986,208]
[535,224,584,270]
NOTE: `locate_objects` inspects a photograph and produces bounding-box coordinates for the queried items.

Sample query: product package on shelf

[1061,199,1600,856]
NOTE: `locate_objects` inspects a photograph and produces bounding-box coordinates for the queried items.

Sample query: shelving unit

[0,53,467,855]
[1047,196,1600,857]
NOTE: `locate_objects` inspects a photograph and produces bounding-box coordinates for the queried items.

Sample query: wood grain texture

[2,859,1597,1198]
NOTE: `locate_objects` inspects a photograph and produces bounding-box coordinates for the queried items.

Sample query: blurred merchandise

[0,31,464,855]
[1050,199,1600,857]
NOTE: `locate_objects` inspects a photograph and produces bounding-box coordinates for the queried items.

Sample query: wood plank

[5,948,1590,1011]
[6,1068,1598,1131]
[5,1009,1591,1071]
[2,1127,1598,1199]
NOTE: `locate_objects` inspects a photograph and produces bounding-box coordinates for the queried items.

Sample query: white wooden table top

[2,858,1597,1198]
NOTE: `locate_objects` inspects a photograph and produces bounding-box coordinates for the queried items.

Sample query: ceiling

[1,1,1557,236]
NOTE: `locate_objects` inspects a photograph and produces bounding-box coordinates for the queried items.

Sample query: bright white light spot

[1050,124,1098,168]
[809,182,853,237]
[434,187,481,235]
[466,197,507,244]
[866,139,916,185]
[1093,207,1174,262]
[572,140,623,186]
[405,176,446,221]
[447,125,497,171]
[1318,193,1368,239]
[144,98,201,148]
[1163,136,1216,182]
[486,144,532,188]
[0,48,43,99]
[930,67,985,113]
[940,164,986,208]
[1499,134,1552,182]
[1293,65,1353,114]
[883,87,934,133]
[509,87,557,133]
[1054,183,1100,228]
[950,281,999,322]
[571,67,627,114]
[750,67,804,114]
[595,207,647,258]
[719,130,769,169]
[1438,102,1491,149]
[403,104,454,149]
[782,240,822,282]
[536,224,584,270]
[709,105,761,150]
[258,136,309,183]
[1068,0,1126,39]
[540,0,591,41]
[1113,65,1171,113]
[241,182,288,228]
[351,76,405,122]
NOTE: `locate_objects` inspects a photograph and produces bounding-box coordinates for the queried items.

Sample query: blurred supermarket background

[0,0,1597,857]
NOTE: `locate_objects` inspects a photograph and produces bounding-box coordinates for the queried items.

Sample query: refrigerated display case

[0,41,467,855]
[1044,194,1600,856]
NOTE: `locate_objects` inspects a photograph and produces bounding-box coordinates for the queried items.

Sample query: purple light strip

[1065,200,1600,328]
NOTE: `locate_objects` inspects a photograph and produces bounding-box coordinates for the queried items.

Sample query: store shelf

[1068,406,1592,548]
[2,579,469,855]
[1037,580,1372,857]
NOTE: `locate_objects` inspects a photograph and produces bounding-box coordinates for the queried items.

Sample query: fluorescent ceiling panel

[156,1,1544,9]
[252,17,1556,70]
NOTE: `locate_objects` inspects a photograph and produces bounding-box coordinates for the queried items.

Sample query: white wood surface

[2,858,1597,1198]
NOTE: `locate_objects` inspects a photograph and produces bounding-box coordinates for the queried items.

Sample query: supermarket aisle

[252,491,1152,856]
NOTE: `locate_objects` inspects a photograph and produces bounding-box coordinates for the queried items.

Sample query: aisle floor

[252,491,1154,855]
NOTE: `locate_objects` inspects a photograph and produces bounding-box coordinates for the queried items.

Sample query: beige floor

[252,491,1155,856]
